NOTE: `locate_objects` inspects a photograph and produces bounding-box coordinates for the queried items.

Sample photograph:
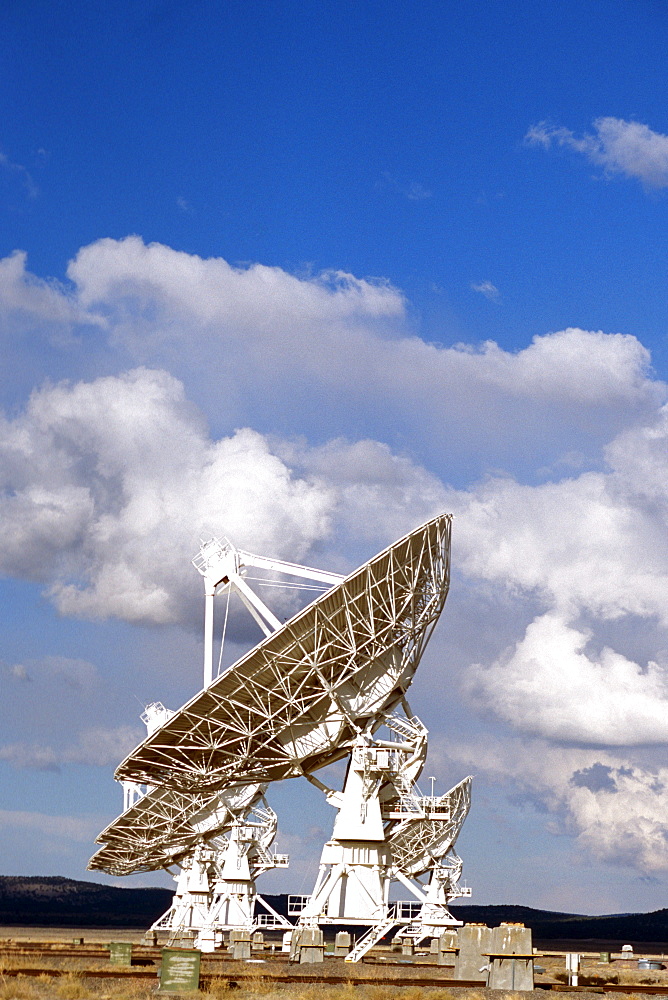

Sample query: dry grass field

[0,981,556,1000]
[4,931,668,1000]
[2,978,667,1000]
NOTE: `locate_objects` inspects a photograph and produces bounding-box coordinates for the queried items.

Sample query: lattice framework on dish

[115,516,451,793]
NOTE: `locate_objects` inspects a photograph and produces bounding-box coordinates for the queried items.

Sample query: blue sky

[2,0,668,916]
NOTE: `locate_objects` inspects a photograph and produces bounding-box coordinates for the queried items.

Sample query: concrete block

[300,945,324,964]
[492,923,533,955]
[487,955,534,990]
[231,930,252,961]
[486,923,534,991]
[290,927,324,964]
[455,924,492,980]
[334,932,351,957]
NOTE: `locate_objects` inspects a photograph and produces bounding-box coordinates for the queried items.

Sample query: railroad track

[1,968,485,988]
[6,968,668,994]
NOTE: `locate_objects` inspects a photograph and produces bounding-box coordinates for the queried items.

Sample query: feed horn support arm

[194,538,345,687]
[239,551,345,587]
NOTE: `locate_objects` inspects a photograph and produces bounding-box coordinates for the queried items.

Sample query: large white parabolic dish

[88,782,262,876]
[115,515,452,793]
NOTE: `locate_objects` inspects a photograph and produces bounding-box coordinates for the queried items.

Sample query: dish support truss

[89,778,264,876]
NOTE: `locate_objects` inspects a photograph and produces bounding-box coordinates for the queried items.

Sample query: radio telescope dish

[388,775,472,878]
[115,515,452,792]
[88,781,263,876]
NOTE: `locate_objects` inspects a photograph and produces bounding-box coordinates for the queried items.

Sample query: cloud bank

[2,237,668,878]
[2,239,663,484]
[437,737,668,872]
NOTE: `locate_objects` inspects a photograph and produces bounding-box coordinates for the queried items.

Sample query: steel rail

[0,967,486,988]
[5,959,668,994]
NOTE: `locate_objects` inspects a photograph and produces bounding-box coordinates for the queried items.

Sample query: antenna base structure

[150,799,291,951]
[290,708,472,959]
[292,736,393,929]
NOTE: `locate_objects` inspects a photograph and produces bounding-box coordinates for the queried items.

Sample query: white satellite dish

[114,515,452,791]
[88,781,263,876]
[388,775,472,878]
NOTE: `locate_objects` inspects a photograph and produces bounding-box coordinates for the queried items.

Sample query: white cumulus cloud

[438,398,668,760]
[65,238,657,406]
[0,368,334,624]
[466,614,668,745]
[0,250,92,329]
[450,445,668,627]
[527,117,668,190]
[0,367,451,626]
[1,241,664,483]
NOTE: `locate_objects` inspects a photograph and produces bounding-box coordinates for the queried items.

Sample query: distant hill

[449,903,668,946]
[2,878,668,943]
[0,876,172,928]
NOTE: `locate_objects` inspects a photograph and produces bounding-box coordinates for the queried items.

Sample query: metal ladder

[344,918,399,963]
